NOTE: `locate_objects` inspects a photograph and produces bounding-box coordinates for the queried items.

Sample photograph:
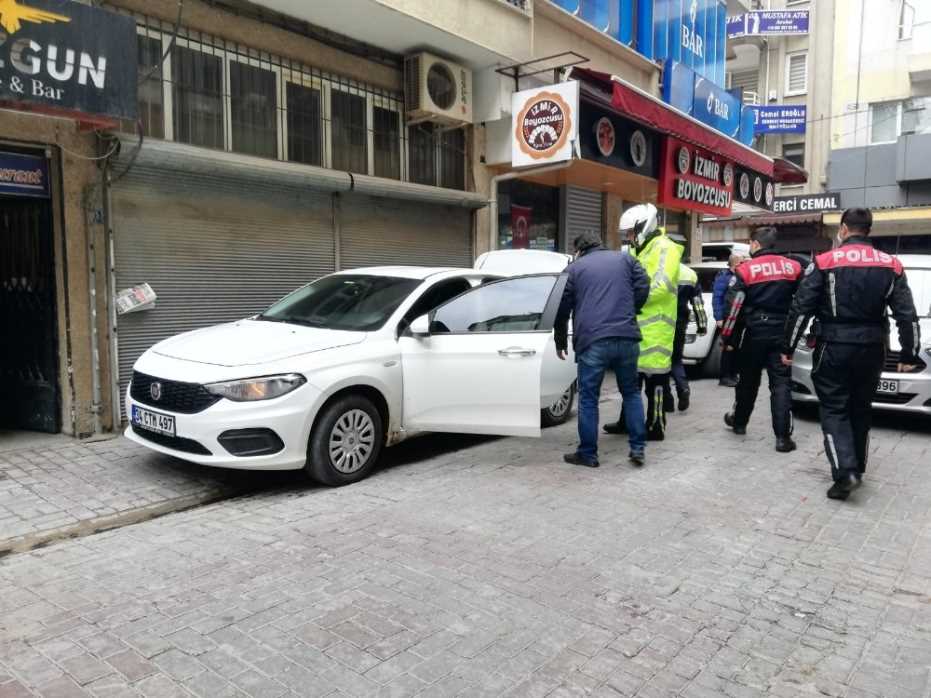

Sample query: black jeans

[811,342,884,482]
[732,334,793,438]
[720,343,738,382]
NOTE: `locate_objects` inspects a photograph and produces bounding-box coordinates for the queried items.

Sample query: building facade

[4,0,788,439]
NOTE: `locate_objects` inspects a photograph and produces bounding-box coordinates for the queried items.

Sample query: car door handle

[499,347,536,357]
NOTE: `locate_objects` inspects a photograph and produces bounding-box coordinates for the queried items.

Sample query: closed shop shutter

[111,155,336,414]
[563,186,603,246]
[339,193,473,269]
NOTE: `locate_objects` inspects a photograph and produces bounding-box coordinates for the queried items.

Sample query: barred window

[373,106,400,180]
[440,128,465,190]
[172,44,223,149]
[286,82,322,166]
[409,124,436,186]
[230,61,278,159]
[127,35,164,138]
[331,90,367,174]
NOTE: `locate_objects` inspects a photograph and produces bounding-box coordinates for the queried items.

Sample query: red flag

[510,204,532,249]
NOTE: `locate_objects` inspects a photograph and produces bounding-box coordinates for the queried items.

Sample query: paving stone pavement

[1,378,931,698]
[0,434,299,553]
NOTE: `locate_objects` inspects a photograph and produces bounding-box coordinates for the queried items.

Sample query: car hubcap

[550,387,573,417]
[329,409,376,474]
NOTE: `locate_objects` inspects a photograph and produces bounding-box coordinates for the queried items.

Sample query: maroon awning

[773,157,809,185]
[572,68,797,183]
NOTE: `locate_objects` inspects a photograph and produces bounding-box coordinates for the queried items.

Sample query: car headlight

[205,374,306,402]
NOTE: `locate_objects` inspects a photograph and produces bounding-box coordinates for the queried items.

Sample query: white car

[682,262,727,376]
[792,254,931,416]
[125,263,577,485]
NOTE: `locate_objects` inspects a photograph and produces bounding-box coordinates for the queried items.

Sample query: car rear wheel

[306,395,384,486]
[541,383,576,427]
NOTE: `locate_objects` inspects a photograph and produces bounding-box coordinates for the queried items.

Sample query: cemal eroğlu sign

[658,136,734,216]
[0,0,138,120]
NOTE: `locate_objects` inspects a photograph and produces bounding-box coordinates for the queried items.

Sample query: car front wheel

[306,395,384,486]
[541,383,576,427]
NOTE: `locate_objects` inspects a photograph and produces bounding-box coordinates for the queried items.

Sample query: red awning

[773,157,809,185]
[572,68,795,182]
[704,213,823,227]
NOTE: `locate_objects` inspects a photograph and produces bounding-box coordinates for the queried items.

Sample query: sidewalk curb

[0,487,242,557]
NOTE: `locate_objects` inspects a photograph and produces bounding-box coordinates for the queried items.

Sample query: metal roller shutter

[111,157,335,415]
[339,194,473,269]
[563,186,603,245]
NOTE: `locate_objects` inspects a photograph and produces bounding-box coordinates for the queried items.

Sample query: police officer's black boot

[827,473,861,500]
[677,388,691,412]
[775,436,797,453]
[723,412,746,435]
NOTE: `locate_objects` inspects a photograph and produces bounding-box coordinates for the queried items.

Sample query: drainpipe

[104,165,121,431]
[83,181,102,436]
[488,159,574,252]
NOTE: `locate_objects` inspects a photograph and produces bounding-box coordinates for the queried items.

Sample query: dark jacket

[712,269,733,321]
[783,236,920,361]
[554,248,650,356]
[722,248,803,346]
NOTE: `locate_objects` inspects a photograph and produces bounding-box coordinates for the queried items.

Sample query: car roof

[474,249,572,275]
[332,266,460,280]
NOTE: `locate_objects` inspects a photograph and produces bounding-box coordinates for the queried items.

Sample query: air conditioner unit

[404,52,473,126]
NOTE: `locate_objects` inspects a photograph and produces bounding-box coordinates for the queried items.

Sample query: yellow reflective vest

[633,229,684,374]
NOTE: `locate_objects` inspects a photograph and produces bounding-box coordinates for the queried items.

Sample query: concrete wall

[0,111,111,437]
[827,141,931,209]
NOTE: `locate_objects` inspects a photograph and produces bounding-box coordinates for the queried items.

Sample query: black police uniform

[784,236,920,486]
[670,271,708,409]
[721,248,803,440]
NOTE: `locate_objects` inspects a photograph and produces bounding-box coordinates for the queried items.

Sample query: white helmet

[619,203,659,251]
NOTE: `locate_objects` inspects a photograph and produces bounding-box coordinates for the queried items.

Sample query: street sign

[727,10,809,38]
[749,105,807,134]
[772,192,841,214]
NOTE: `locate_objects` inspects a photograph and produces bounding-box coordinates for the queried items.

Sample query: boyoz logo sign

[512,81,579,168]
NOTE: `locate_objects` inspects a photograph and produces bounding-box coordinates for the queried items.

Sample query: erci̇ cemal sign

[0,0,138,120]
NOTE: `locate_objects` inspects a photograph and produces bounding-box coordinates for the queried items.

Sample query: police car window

[430,276,557,333]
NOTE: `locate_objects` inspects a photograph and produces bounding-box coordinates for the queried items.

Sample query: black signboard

[0,0,137,120]
[734,165,775,211]
[579,100,660,179]
[0,151,49,197]
[772,192,840,214]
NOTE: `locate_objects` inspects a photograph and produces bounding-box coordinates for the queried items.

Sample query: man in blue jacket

[712,253,744,386]
[555,230,650,468]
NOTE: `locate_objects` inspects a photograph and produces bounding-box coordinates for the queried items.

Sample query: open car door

[399,274,570,437]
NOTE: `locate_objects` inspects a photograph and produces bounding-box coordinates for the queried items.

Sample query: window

[286,82,322,166]
[125,35,164,138]
[498,180,559,251]
[230,61,278,158]
[786,0,808,5]
[331,90,367,173]
[409,124,436,186]
[373,106,400,180]
[782,143,805,169]
[899,1,916,40]
[172,44,224,149]
[401,278,473,330]
[430,276,558,334]
[258,275,420,332]
[785,52,807,96]
[439,129,465,190]
[870,101,901,143]
[902,97,931,135]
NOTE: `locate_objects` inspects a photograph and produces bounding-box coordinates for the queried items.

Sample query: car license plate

[132,405,176,436]
[876,379,899,395]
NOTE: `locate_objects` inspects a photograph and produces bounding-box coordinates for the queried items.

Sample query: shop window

[286,83,322,167]
[785,52,807,96]
[124,34,164,138]
[440,129,465,191]
[172,44,224,149]
[498,180,559,251]
[431,276,557,334]
[782,143,805,169]
[409,124,436,186]
[230,61,278,159]
[331,90,367,174]
[373,106,401,180]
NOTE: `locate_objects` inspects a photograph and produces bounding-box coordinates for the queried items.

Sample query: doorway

[0,195,60,433]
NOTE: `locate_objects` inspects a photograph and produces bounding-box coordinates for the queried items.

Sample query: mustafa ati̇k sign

[658,137,734,216]
[511,81,579,168]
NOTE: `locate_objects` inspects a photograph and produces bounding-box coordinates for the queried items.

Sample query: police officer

[671,263,708,412]
[782,208,920,500]
[721,226,802,452]
[604,204,683,441]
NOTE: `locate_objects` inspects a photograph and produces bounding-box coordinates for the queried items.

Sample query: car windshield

[906,268,931,317]
[257,275,420,331]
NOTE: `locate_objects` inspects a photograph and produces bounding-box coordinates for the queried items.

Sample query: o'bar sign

[511,81,579,168]
[0,0,138,120]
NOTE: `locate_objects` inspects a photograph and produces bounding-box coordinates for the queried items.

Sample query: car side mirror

[409,314,430,337]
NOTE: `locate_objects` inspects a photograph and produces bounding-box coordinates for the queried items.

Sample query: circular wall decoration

[630,130,647,167]
[676,146,691,175]
[595,117,616,157]
[739,172,750,200]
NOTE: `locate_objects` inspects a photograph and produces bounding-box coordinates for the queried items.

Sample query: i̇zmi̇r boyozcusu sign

[0,0,137,121]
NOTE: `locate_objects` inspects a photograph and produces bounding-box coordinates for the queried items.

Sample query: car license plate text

[876,379,899,395]
[132,405,176,436]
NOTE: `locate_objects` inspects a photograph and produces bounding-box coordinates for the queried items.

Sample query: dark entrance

[0,195,60,433]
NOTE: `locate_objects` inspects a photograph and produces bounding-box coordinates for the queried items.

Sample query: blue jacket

[712,269,733,322]
[554,248,650,356]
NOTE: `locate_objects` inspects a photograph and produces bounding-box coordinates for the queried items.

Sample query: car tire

[700,333,723,379]
[306,395,384,487]
[541,383,576,427]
